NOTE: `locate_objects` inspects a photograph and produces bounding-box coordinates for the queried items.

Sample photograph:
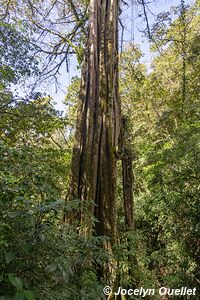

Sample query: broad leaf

[8,274,23,291]
[24,290,35,300]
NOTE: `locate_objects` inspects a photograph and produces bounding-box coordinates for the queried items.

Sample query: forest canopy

[0,0,199,299]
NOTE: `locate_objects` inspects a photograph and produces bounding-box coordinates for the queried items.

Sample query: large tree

[65,0,120,267]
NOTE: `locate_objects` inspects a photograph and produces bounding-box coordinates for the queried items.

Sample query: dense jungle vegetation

[0,0,199,299]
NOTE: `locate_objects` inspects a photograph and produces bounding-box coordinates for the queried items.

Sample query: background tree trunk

[120,116,134,231]
[119,116,137,286]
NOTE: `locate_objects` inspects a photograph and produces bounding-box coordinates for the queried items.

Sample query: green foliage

[119,2,200,291]
[0,97,67,298]
[0,21,39,87]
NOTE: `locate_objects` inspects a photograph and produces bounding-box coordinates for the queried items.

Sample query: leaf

[14,292,24,300]
[38,232,45,242]
[24,290,35,300]
[8,273,23,291]
[5,252,15,264]
[45,264,57,273]
[62,270,69,283]
[0,222,11,230]
[7,212,21,219]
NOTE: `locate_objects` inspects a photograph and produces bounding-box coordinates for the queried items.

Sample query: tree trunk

[65,0,120,269]
[120,116,134,231]
[120,116,137,285]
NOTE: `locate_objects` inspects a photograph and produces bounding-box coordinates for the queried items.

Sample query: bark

[65,0,120,249]
[119,116,137,285]
[122,155,134,229]
[120,116,134,231]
